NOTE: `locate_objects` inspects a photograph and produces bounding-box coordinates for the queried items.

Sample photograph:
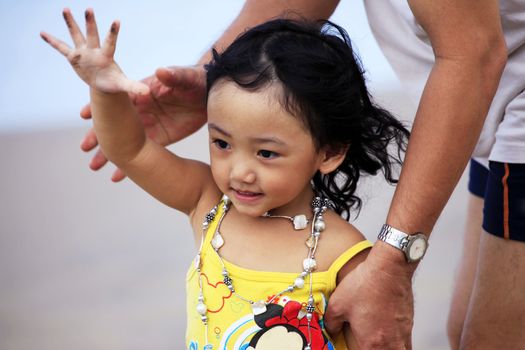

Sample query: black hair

[205,19,410,220]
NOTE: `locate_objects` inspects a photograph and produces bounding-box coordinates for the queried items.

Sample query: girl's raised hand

[41,8,149,95]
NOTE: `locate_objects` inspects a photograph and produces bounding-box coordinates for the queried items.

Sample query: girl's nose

[230,163,256,184]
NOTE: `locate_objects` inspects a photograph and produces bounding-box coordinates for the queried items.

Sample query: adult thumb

[156,66,206,89]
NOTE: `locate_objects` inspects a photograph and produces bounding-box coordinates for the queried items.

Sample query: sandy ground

[0,89,466,349]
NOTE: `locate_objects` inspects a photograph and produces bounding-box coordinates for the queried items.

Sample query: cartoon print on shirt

[247,301,335,350]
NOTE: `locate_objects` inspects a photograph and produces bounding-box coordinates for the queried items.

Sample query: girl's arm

[41,8,217,215]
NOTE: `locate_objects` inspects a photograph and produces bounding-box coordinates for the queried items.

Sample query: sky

[0,0,398,132]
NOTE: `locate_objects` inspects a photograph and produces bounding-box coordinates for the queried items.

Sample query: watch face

[408,237,427,261]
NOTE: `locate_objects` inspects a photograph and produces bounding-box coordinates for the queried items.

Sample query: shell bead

[211,232,225,250]
[293,214,308,230]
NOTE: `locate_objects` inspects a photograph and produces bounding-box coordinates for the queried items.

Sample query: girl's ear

[318,145,349,175]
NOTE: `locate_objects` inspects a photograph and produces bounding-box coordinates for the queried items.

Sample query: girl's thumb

[127,80,150,96]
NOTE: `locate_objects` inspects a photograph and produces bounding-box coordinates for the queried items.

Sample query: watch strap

[378,224,410,250]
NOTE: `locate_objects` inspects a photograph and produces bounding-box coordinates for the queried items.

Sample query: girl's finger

[62,8,85,47]
[113,76,150,95]
[126,80,150,96]
[84,8,100,48]
[40,31,71,57]
[102,20,120,58]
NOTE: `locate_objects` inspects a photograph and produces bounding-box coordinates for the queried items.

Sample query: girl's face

[207,81,326,217]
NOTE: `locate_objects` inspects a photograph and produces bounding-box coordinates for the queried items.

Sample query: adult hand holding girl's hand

[79,65,207,182]
[325,244,415,349]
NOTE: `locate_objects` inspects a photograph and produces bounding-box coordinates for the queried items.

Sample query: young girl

[41,9,409,350]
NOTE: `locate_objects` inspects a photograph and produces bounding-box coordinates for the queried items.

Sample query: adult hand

[325,245,415,349]
[80,65,207,182]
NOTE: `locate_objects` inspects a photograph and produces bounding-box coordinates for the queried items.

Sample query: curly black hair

[205,18,410,220]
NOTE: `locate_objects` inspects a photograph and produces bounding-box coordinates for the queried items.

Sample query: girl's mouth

[232,189,263,202]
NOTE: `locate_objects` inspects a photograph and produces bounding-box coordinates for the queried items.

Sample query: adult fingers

[111,168,127,182]
[102,20,120,58]
[84,8,100,48]
[40,31,71,57]
[156,66,206,90]
[324,297,346,337]
[62,8,85,47]
[80,103,92,119]
[89,149,109,171]
[80,129,98,152]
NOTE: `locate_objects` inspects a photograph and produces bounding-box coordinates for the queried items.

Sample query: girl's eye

[213,139,230,150]
[258,149,279,159]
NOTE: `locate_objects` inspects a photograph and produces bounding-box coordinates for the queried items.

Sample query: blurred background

[1,1,466,349]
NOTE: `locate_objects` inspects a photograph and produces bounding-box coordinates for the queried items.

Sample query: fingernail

[85,10,91,20]
[62,9,71,27]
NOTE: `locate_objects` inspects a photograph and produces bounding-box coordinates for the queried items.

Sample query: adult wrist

[368,241,419,278]
[367,224,428,279]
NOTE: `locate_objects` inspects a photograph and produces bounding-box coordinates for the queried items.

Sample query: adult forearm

[90,89,146,166]
[197,0,340,65]
[359,52,507,314]
[387,49,507,239]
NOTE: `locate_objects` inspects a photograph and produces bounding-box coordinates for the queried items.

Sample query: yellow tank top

[186,199,372,349]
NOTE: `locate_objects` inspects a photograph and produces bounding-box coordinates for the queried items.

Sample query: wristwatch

[377,224,428,263]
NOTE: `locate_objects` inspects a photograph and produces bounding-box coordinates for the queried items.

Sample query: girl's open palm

[41,8,148,95]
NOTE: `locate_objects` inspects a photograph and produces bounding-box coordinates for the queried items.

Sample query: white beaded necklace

[193,194,331,350]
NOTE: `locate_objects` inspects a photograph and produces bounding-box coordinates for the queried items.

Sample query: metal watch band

[378,224,410,250]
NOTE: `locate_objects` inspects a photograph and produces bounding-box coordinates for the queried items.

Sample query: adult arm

[196,0,340,64]
[81,0,340,181]
[324,0,507,348]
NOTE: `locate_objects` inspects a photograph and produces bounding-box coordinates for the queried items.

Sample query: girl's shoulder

[188,183,223,238]
[314,211,371,276]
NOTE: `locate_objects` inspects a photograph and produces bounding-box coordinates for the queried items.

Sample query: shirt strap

[328,240,373,290]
